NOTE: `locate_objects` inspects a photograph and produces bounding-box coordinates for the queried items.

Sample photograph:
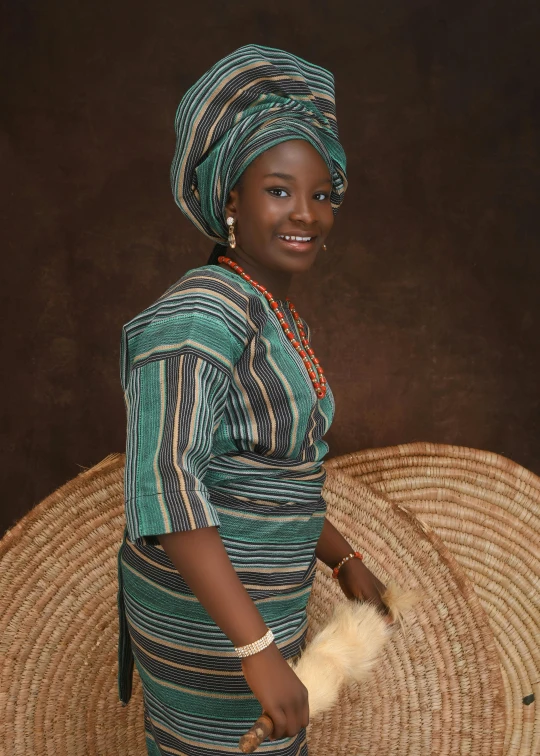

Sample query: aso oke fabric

[170,44,348,243]
[117,262,335,754]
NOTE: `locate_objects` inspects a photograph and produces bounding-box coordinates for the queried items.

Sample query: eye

[314,192,330,201]
[267,187,290,198]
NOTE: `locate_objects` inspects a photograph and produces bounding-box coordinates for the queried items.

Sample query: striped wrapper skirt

[117,490,326,755]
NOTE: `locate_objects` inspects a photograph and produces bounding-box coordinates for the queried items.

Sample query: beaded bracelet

[332,551,363,580]
[234,628,275,658]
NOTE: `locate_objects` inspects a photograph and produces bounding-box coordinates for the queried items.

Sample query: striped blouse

[120,263,335,551]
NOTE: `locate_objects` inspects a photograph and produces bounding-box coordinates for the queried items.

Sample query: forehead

[245,139,330,181]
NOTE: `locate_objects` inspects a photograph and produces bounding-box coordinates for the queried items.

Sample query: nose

[289,193,317,225]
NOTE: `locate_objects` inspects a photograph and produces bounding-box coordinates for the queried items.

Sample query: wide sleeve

[122,303,245,545]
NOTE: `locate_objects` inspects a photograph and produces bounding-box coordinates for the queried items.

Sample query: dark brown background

[2,0,539,537]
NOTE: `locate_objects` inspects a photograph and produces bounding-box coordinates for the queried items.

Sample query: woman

[117,44,391,756]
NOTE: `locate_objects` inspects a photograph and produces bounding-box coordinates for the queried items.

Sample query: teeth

[280,235,312,242]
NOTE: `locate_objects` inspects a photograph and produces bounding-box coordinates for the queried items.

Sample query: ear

[224,186,240,219]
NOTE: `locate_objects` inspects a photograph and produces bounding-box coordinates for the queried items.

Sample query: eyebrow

[264,172,332,184]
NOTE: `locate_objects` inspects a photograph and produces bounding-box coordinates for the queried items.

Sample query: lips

[276,235,317,254]
[276,233,318,254]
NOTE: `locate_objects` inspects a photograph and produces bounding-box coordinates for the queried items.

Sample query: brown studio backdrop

[2,0,539,536]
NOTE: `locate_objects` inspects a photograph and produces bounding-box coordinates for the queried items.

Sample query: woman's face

[225,139,334,276]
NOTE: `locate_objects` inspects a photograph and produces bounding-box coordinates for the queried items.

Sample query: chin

[285,255,317,274]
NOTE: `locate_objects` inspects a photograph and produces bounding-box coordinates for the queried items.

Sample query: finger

[366,593,391,620]
[365,592,384,609]
[285,709,300,739]
[286,698,305,739]
[269,708,286,741]
[371,585,390,614]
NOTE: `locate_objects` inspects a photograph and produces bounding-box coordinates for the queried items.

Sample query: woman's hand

[241,642,309,741]
[337,557,394,625]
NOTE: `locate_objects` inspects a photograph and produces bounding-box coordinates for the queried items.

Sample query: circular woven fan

[325,442,540,756]
[0,452,505,755]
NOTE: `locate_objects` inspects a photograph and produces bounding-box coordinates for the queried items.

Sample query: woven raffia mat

[325,442,540,756]
[310,467,505,756]
[1,452,505,755]
[0,454,144,756]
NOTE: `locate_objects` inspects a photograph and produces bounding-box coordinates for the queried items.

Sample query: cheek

[240,194,283,235]
[320,204,335,233]
[264,199,287,226]
[253,199,286,235]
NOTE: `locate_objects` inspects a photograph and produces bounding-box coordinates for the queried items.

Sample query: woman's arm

[316,515,392,621]
[158,526,311,740]
[314,516,355,569]
[158,526,268,646]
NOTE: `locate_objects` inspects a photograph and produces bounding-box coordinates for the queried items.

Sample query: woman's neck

[217,253,292,301]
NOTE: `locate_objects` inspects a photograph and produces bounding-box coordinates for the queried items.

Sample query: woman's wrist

[331,550,364,579]
[234,628,275,658]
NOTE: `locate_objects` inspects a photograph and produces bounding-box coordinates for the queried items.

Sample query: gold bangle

[234,628,275,658]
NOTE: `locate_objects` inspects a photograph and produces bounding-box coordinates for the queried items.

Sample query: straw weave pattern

[326,442,540,756]
[312,468,505,755]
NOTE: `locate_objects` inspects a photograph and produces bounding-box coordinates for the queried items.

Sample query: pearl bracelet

[234,628,275,658]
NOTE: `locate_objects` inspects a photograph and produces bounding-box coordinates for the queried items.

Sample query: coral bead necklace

[218,255,327,399]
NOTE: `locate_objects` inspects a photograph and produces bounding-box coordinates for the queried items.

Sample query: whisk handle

[238,712,274,753]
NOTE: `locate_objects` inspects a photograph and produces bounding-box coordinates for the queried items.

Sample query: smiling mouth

[276,235,318,254]
[277,234,316,243]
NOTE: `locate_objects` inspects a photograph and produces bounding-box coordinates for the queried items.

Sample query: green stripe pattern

[170,44,348,243]
[118,263,335,755]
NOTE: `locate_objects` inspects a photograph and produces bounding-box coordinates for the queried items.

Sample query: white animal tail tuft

[288,581,424,718]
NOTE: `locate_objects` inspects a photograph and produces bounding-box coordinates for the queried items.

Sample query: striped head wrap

[170,44,348,244]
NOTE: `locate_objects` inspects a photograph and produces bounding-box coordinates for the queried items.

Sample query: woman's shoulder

[157,264,261,311]
[124,265,257,331]
[120,265,266,381]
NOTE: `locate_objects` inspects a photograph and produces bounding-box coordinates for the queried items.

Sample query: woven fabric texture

[170,44,348,242]
[118,261,335,753]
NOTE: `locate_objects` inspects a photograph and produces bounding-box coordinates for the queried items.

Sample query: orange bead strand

[218,256,327,399]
